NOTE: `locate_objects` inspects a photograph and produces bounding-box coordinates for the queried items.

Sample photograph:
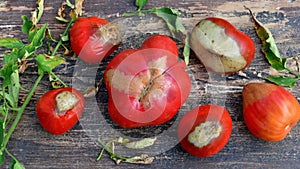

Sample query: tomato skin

[104,35,191,128]
[36,88,85,135]
[177,104,232,157]
[141,34,178,57]
[243,83,300,142]
[70,16,121,64]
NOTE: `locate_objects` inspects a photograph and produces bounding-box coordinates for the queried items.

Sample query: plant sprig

[97,137,155,165]
[246,7,300,87]
[0,0,85,168]
[122,0,190,65]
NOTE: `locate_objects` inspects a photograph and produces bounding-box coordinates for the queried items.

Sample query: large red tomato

[177,104,232,157]
[70,16,122,64]
[104,35,191,128]
[36,88,85,135]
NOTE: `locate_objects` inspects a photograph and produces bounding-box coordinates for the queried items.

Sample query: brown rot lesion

[98,23,122,45]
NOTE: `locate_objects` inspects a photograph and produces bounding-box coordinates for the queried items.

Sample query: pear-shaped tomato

[104,35,191,128]
[190,17,255,74]
[243,83,300,141]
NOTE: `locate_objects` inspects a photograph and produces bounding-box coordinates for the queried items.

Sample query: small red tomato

[177,104,232,157]
[104,34,191,128]
[243,83,300,142]
[70,16,122,64]
[36,88,85,135]
[190,17,255,74]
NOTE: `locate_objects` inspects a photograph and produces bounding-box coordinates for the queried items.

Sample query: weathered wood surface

[0,0,300,168]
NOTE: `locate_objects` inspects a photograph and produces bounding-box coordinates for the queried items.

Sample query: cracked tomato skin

[36,88,85,135]
[70,16,121,64]
[177,104,232,157]
[104,35,191,128]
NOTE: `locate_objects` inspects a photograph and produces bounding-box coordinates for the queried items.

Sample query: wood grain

[1,0,300,168]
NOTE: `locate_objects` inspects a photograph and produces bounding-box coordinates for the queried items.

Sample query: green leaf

[8,70,20,108]
[153,7,185,35]
[32,23,48,47]
[3,50,19,64]
[9,159,25,169]
[28,27,38,43]
[136,0,148,10]
[0,38,24,49]
[266,75,299,88]
[0,61,18,87]
[246,8,286,71]
[36,54,65,74]
[21,15,33,35]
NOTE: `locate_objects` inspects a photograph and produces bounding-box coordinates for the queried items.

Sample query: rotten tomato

[104,34,191,128]
[36,88,85,135]
[70,16,122,64]
[177,104,232,157]
[190,17,255,74]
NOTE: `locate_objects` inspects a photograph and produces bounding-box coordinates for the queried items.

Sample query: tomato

[69,16,122,64]
[190,17,255,74]
[104,34,191,128]
[243,82,300,142]
[36,88,85,135]
[177,104,232,157]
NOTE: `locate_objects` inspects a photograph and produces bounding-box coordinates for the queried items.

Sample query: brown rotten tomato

[70,16,122,64]
[104,34,191,128]
[243,83,300,142]
[190,17,255,74]
[177,104,232,157]
[36,88,85,135]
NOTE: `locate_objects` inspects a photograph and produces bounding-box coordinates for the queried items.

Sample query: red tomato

[177,104,232,157]
[243,83,300,142]
[69,16,122,64]
[36,88,85,135]
[104,34,191,128]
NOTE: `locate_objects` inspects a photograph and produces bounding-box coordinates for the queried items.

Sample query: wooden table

[1,0,300,168]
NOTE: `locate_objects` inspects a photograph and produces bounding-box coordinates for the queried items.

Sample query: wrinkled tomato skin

[104,35,191,128]
[70,16,119,64]
[36,88,85,135]
[177,104,232,157]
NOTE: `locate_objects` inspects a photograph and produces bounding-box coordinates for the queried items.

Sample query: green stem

[51,19,75,56]
[1,73,44,152]
[50,71,68,87]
